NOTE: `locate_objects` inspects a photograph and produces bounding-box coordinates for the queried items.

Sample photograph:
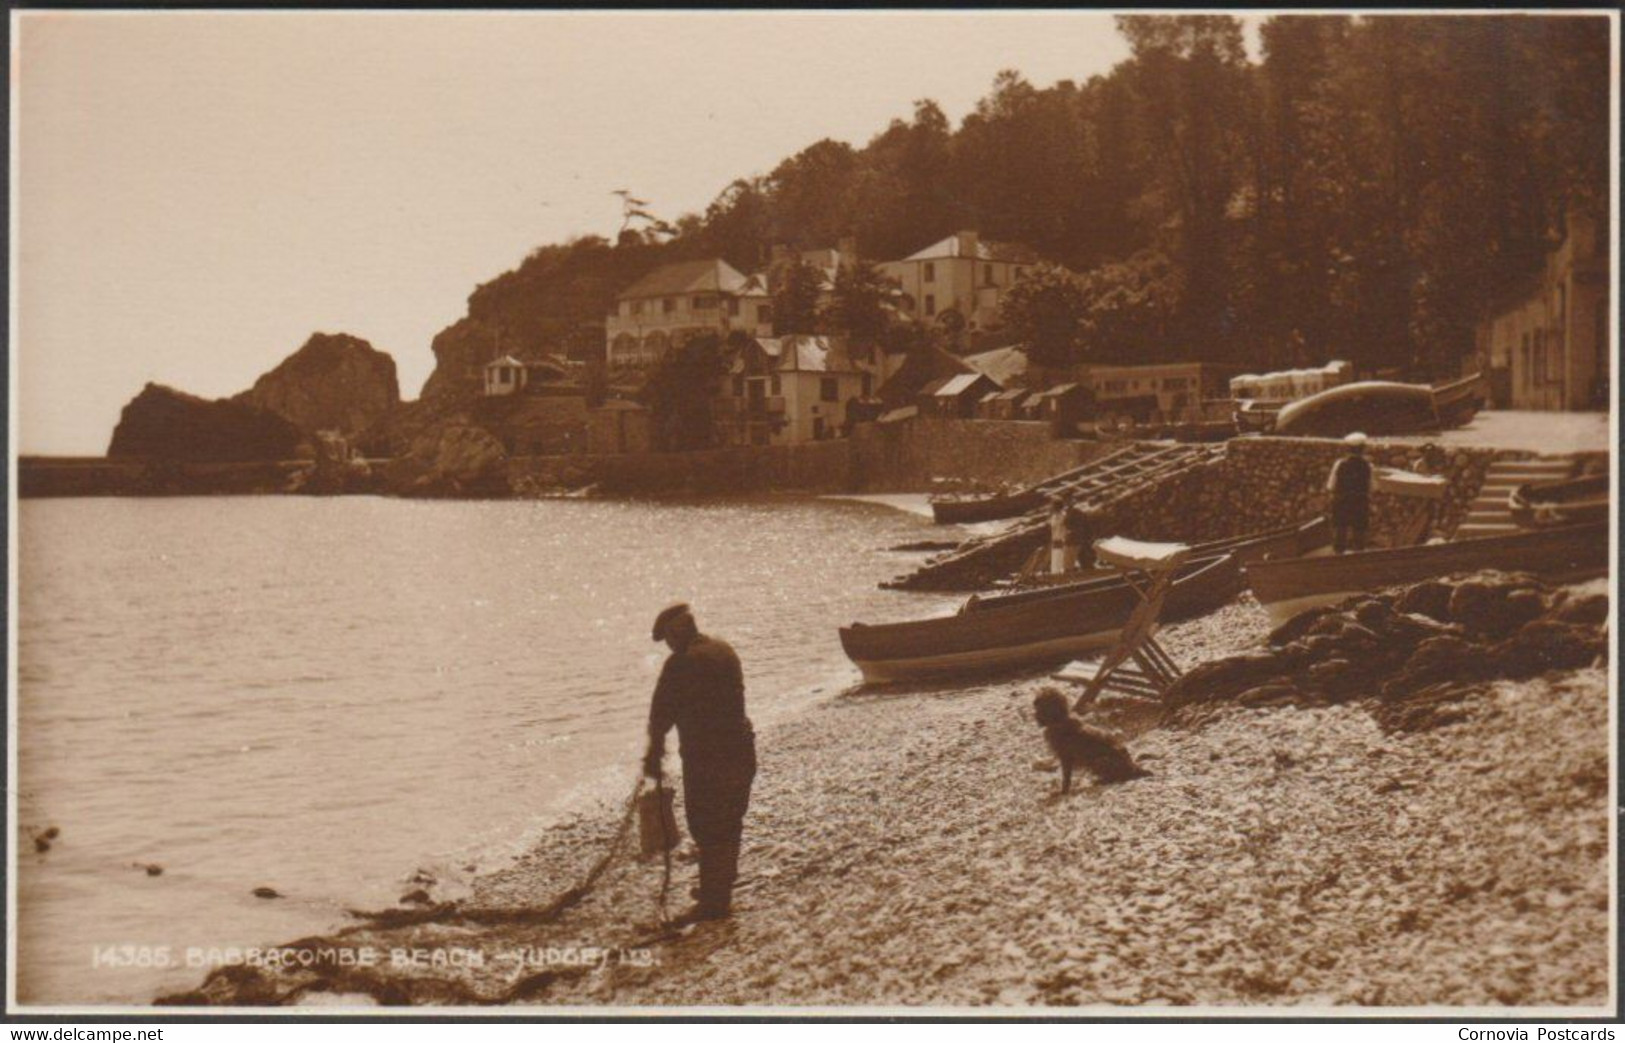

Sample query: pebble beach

[162,586,1612,1011]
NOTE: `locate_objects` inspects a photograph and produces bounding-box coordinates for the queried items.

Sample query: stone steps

[1454,456,1577,538]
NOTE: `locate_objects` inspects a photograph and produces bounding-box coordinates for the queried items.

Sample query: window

[862,373,873,397]
[984,264,995,287]
[821,377,839,402]
[813,417,827,440]
[1546,325,1565,383]
[693,295,717,311]
[727,298,740,317]
[629,300,643,316]
[733,375,745,397]
[663,297,677,314]
[923,262,936,283]
[924,294,936,316]
[498,367,512,385]
[1520,333,1531,389]
[758,304,773,325]
[770,375,781,396]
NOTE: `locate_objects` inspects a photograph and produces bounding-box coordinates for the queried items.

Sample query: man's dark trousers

[1332,498,1368,554]
[683,738,756,914]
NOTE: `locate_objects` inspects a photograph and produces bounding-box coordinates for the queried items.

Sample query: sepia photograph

[7,7,1617,1018]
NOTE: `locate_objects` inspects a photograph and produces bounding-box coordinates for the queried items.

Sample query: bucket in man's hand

[638,781,681,858]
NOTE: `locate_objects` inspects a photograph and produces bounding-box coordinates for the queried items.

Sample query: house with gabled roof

[878,230,1041,334]
[717,335,878,446]
[918,371,1001,419]
[604,258,774,369]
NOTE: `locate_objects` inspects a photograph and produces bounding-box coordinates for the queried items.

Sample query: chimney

[958,230,979,259]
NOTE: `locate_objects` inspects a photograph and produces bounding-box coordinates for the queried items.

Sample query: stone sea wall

[508,439,855,497]
[18,457,304,497]
[1082,438,1513,548]
[1211,438,1511,547]
[849,419,1106,493]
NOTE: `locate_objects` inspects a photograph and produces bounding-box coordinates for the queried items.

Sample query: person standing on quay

[644,603,757,924]
[1326,431,1373,554]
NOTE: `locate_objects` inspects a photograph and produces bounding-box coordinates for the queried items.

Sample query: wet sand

[163,594,1611,1010]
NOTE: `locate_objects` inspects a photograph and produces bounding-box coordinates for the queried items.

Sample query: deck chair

[1065,537,1190,712]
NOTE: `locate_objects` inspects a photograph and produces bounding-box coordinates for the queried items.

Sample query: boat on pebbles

[840,519,1327,684]
[1243,520,1609,627]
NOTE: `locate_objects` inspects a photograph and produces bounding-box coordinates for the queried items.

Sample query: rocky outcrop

[236,333,399,437]
[418,317,508,411]
[358,320,503,457]
[107,383,304,462]
[383,421,509,498]
[285,432,377,496]
[1164,572,1608,732]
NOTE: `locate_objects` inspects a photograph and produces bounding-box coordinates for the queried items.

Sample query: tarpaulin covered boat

[1509,474,1609,529]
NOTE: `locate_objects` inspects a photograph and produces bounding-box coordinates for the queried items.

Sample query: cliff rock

[383,421,509,498]
[358,319,499,456]
[107,383,304,462]
[237,333,400,436]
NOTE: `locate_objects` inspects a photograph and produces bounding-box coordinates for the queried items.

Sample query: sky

[13,10,1208,455]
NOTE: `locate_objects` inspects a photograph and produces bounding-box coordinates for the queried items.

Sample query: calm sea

[15,495,957,1005]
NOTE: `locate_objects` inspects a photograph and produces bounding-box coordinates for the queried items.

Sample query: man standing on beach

[644,603,757,924]
[1326,431,1373,554]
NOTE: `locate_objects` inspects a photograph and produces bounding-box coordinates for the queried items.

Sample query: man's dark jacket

[646,634,756,847]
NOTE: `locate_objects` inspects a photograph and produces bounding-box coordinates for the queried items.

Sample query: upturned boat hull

[1243,521,1610,627]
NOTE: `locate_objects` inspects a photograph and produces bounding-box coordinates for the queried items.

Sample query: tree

[821,260,896,350]
[430,15,1607,399]
[642,334,729,451]
[1076,251,1183,364]
[771,262,824,336]
[1001,264,1088,368]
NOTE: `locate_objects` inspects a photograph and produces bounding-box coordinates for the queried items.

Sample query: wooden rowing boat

[1509,474,1609,529]
[928,445,1141,525]
[930,490,1044,525]
[842,519,1327,683]
[1243,521,1609,627]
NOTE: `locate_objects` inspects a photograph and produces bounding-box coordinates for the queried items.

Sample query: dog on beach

[1032,688,1150,794]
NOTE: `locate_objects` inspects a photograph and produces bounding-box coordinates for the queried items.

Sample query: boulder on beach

[236,333,401,438]
[108,384,304,463]
[1171,571,1608,732]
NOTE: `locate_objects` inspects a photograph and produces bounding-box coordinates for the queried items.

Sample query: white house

[877,230,1040,332]
[717,336,877,446]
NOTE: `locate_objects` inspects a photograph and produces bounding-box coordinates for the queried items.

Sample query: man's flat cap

[652,603,692,641]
